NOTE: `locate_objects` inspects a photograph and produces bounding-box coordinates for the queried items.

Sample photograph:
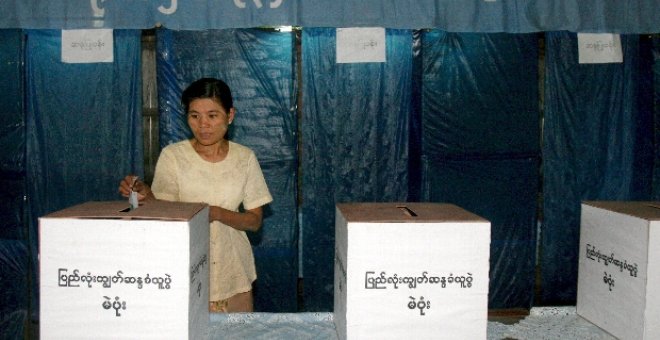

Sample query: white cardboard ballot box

[334,203,491,340]
[39,200,210,340]
[577,201,660,340]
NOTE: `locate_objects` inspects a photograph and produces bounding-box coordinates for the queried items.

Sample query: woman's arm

[209,205,263,232]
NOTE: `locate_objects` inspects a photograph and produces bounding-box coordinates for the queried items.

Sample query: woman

[119,77,273,312]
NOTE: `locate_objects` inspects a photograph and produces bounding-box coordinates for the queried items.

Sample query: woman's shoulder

[162,139,192,152]
[228,141,256,158]
[159,140,195,160]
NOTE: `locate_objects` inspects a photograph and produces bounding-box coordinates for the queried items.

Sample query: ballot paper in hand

[129,191,139,210]
[128,176,139,210]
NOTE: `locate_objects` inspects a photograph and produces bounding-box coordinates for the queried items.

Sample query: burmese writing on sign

[102,296,127,317]
[408,296,430,316]
[585,243,638,277]
[58,268,173,290]
[364,270,474,289]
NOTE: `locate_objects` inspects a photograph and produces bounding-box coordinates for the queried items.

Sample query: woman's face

[187,98,234,146]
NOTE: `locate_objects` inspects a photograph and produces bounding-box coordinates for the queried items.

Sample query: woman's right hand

[118,175,152,201]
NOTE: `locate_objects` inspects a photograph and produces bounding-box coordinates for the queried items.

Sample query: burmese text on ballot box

[577,201,660,340]
[334,203,491,340]
[39,200,210,340]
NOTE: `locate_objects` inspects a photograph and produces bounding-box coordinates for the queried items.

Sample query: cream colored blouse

[151,140,273,301]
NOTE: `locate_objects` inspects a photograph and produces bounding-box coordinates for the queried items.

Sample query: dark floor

[487,308,530,325]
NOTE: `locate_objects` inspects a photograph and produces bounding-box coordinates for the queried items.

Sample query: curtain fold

[0,28,28,340]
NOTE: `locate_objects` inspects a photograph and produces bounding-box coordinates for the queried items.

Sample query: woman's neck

[191,139,229,162]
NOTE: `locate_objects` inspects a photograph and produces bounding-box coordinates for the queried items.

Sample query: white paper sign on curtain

[577,33,623,64]
[61,29,114,63]
[336,27,386,64]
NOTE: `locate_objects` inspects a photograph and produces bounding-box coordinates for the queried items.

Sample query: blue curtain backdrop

[540,32,654,305]
[654,37,660,200]
[301,28,413,311]
[25,29,143,323]
[419,31,541,309]
[156,28,298,312]
[0,29,28,338]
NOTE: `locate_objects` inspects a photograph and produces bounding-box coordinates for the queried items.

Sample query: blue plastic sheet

[26,29,144,213]
[301,28,413,311]
[420,32,540,157]
[0,29,27,340]
[156,28,299,312]
[0,29,25,240]
[0,30,24,180]
[0,240,28,338]
[420,31,540,309]
[540,32,654,305]
[654,37,660,200]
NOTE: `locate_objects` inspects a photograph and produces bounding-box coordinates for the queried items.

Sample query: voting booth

[577,201,660,340]
[334,202,491,340]
[39,200,210,340]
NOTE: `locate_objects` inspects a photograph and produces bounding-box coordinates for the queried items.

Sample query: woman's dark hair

[181,78,233,113]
